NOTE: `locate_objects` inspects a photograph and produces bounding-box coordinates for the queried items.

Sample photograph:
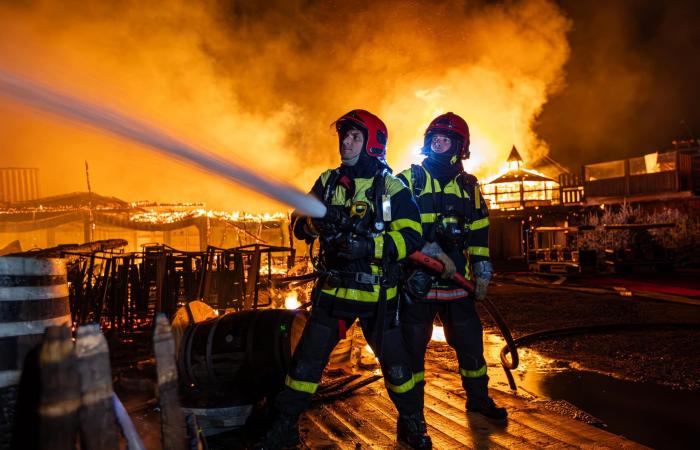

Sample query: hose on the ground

[499,322,700,390]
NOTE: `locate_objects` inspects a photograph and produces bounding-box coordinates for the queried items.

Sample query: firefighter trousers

[274,302,422,420]
[400,297,490,407]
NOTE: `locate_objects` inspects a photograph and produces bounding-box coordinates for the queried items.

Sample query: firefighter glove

[421,242,456,280]
[308,205,349,236]
[472,260,493,301]
[474,277,489,301]
[335,233,374,260]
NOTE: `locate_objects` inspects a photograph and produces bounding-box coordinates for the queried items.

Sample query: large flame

[0,1,570,210]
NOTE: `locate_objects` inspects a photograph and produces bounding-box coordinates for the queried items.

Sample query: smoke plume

[0,0,571,211]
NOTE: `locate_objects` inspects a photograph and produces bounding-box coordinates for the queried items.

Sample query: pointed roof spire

[507,145,523,163]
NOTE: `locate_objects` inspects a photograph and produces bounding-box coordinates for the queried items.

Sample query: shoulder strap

[457,172,485,215]
[372,169,389,229]
[322,169,341,204]
[410,164,426,198]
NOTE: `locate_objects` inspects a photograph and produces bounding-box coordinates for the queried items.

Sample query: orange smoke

[0,1,570,211]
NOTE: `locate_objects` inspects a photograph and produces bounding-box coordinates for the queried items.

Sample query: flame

[284,290,301,310]
[0,1,570,211]
[431,325,447,342]
[129,208,286,224]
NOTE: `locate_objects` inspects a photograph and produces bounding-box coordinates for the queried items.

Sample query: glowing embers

[128,208,286,224]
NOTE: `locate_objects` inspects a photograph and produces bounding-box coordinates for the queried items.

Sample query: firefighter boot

[397,413,433,449]
[256,414,300,450]
[463,376,507,421]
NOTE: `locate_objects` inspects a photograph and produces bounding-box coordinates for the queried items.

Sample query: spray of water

[0,69,327,218]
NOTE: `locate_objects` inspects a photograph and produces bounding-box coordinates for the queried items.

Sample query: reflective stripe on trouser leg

[361,319,422,417]
[459,365,487,378]
[400,301,437,413]
[275,309,340,418]
[440,300,487,380]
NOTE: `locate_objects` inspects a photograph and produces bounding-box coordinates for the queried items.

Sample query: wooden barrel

[0,257,71,448]
[178,308,307,406]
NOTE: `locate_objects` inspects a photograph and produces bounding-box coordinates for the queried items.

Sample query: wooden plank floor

[300,367,648,449]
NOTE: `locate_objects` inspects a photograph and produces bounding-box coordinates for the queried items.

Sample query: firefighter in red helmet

[259,110,431,449]
[397,112,507,423]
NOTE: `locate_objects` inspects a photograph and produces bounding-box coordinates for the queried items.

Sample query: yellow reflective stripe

[420,213,438,223]
[285,375,318,394]
[373,235,384,259]
[400,170,413,192]
[388,231,406,260]
[385,376,416,394]
[468,246,490,257]
[384,175,407,196]
[390,218,422,235]
[470,217,490,231]
[443,181,465,196]
[321,285,398,302]
[459,365,487,378]
[413,371,425,383]
[319,169,333,186]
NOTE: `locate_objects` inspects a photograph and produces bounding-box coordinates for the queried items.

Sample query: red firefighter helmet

[423,112,470,159]
[335,109,388,159]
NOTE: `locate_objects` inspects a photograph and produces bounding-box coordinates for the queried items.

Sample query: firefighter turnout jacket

[294,167,423,316]
[397,164,490,301]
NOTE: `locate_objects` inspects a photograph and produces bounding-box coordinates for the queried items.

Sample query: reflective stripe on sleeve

[390,218,423,234]
[469,217,490,231]
[388,231,406,260]
[373,235,384,259]
[420,213,438,223]
[468,246,490,257]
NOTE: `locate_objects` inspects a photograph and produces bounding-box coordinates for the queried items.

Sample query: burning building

[481,146,560,210]
[0,192,291,254]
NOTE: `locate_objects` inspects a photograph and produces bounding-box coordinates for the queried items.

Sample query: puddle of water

[482,330,700,450]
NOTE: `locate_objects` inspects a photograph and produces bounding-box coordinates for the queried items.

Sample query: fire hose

[408,252,521,390]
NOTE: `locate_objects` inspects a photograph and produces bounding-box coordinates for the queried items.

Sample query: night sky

[537,0,700,168]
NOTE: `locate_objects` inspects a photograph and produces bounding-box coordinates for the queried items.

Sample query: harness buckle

[354,272,381,285]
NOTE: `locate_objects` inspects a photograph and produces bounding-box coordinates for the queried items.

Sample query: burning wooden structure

[481,146,561,210]
[0,193,291,254]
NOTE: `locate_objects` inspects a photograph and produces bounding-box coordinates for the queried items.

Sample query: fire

[431,325,447,342]
[0,1,570,211]
[284,290,301,310]
[129,208,286,224]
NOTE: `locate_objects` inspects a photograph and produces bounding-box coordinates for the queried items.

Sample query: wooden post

[245,246,261,310]
[76,324,119,450]
[154,314,188,450]
[38,325,80,450]
[155,252,167,314]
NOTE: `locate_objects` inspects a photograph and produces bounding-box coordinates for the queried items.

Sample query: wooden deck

[299,366,647,449]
